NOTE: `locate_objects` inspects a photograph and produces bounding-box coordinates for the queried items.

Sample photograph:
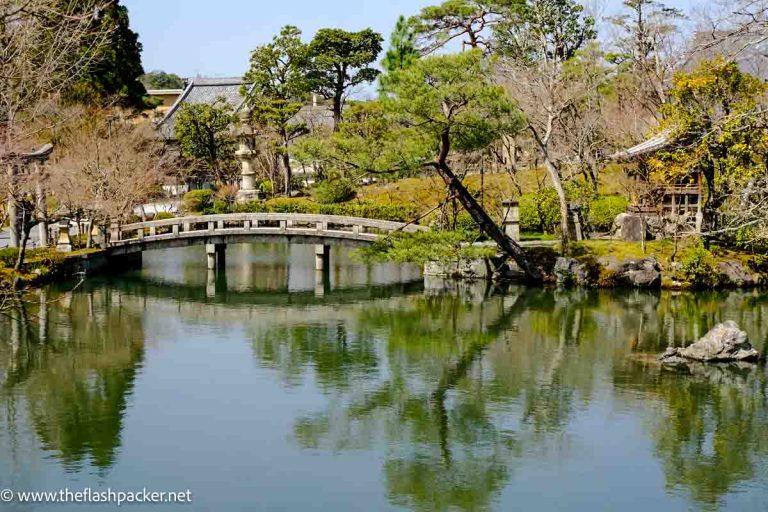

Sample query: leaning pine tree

[379,50,542,281]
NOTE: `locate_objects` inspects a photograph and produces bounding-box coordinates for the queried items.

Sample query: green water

[1,243,767,511]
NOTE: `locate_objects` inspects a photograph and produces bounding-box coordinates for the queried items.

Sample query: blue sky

[124,0,696,79]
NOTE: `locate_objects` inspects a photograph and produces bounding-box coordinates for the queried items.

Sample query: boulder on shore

[659,321,760,364]
[717,260,760,288]
[554,257,591,287]
[601,257,662,289]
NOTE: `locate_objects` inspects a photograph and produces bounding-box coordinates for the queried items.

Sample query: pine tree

[65,0,146,108]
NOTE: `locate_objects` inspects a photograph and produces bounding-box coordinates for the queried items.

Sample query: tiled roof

[611,131,671,161]
[157,78,250,140]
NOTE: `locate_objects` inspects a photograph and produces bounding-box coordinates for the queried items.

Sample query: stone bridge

[102,213,426,271]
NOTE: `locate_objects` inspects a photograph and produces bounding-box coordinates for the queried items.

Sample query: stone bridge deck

[106,213,426,270]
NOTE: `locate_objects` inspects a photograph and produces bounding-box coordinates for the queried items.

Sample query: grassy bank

[0,247,103,290]
[532,240,766,290]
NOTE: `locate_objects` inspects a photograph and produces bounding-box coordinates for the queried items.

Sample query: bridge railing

[108,213,425,246]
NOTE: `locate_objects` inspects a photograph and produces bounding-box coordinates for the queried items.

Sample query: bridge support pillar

[206,268,227,298]
[314,244,330,272]
[314,267,331,298]
[206,243,226,270]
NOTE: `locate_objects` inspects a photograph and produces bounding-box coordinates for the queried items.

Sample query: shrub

[311,179,357,204]
[183,189,214,213]
[210,199,234,214]
[0,247,20,268]
[519,188,560,233]
[266,198,319,214]
[586,195,628,233]
[232,199,418,222]
[153,212,175,221]
[679,244,718,288]
[259,180,274,196]
[215,184,239,211]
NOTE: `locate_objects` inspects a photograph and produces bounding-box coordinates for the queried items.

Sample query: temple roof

[157,77,251,140]
[611,131,671,161]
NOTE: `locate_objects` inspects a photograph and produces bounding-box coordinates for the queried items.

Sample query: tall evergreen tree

[65,0,146,108]
[243,25,312,195]
[382,16,420,73]
[307,28,383,131]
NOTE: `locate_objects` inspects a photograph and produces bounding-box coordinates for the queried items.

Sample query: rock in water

[659,321,760,363]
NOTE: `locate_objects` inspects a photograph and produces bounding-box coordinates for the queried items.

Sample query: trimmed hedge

[182,189,214,213]
[519,190,628,235]
[310,179,357,204]
[229,199,419,223]
[586,195,628,232]
[519,189,560,234]
[153,212,176,221]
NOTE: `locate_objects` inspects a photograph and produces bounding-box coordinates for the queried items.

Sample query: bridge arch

[106,213,425,270]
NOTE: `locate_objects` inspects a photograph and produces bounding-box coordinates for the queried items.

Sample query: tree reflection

[621,361,768,508]
[0,287,145,472]
[250,286,768,511]
[251,287,607,510]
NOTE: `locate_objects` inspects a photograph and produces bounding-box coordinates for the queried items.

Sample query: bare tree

[52,113,168,245]
[1,0,113,254]
[496,0,597,246]
[607,0,686,115]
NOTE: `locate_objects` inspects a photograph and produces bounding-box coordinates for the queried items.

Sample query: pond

[1,243,767,511]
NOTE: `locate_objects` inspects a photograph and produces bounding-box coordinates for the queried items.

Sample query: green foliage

[358,230,495,265]
[243,26,311,147]
[408,0,512,54]
[650,58,768,232]
[153,212,175,221]
[0,248,20,268]
[307,28,384,126]
[65,1,146,108]
[302,101,431,178]
[383,50,523,153]
[174,99,238,182]
[233,199,418,222]
[586,195,628,232]
[311,179,357,204]
[382,16,420,74]
[140,70,185,90]
[519,189,560,233]
[494,0,597,62]
[259,180,274,196]
[182,190,214,213]
[679,244,718,289]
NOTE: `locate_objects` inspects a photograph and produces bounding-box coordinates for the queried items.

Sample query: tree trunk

[86,221,94,249]
[35,167,48,247]
[435,130,542,282]
[701,158,720,242]
[7,164,19,248]
[332,94,342,132]
[282,151,292,197]
[13,209,32,290]
[530,127,570,247]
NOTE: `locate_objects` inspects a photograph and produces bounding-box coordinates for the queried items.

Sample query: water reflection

[0,255,767,510]
[137,243,423,293]
[1,288,144,474]
[247,286,768,510]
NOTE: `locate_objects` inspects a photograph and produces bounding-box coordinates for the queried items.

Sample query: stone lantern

[501,200,520,242]
[56,219,73,252]
[236,111,262,203]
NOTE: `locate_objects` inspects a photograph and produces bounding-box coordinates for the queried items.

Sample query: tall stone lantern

[236,111,261,203]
